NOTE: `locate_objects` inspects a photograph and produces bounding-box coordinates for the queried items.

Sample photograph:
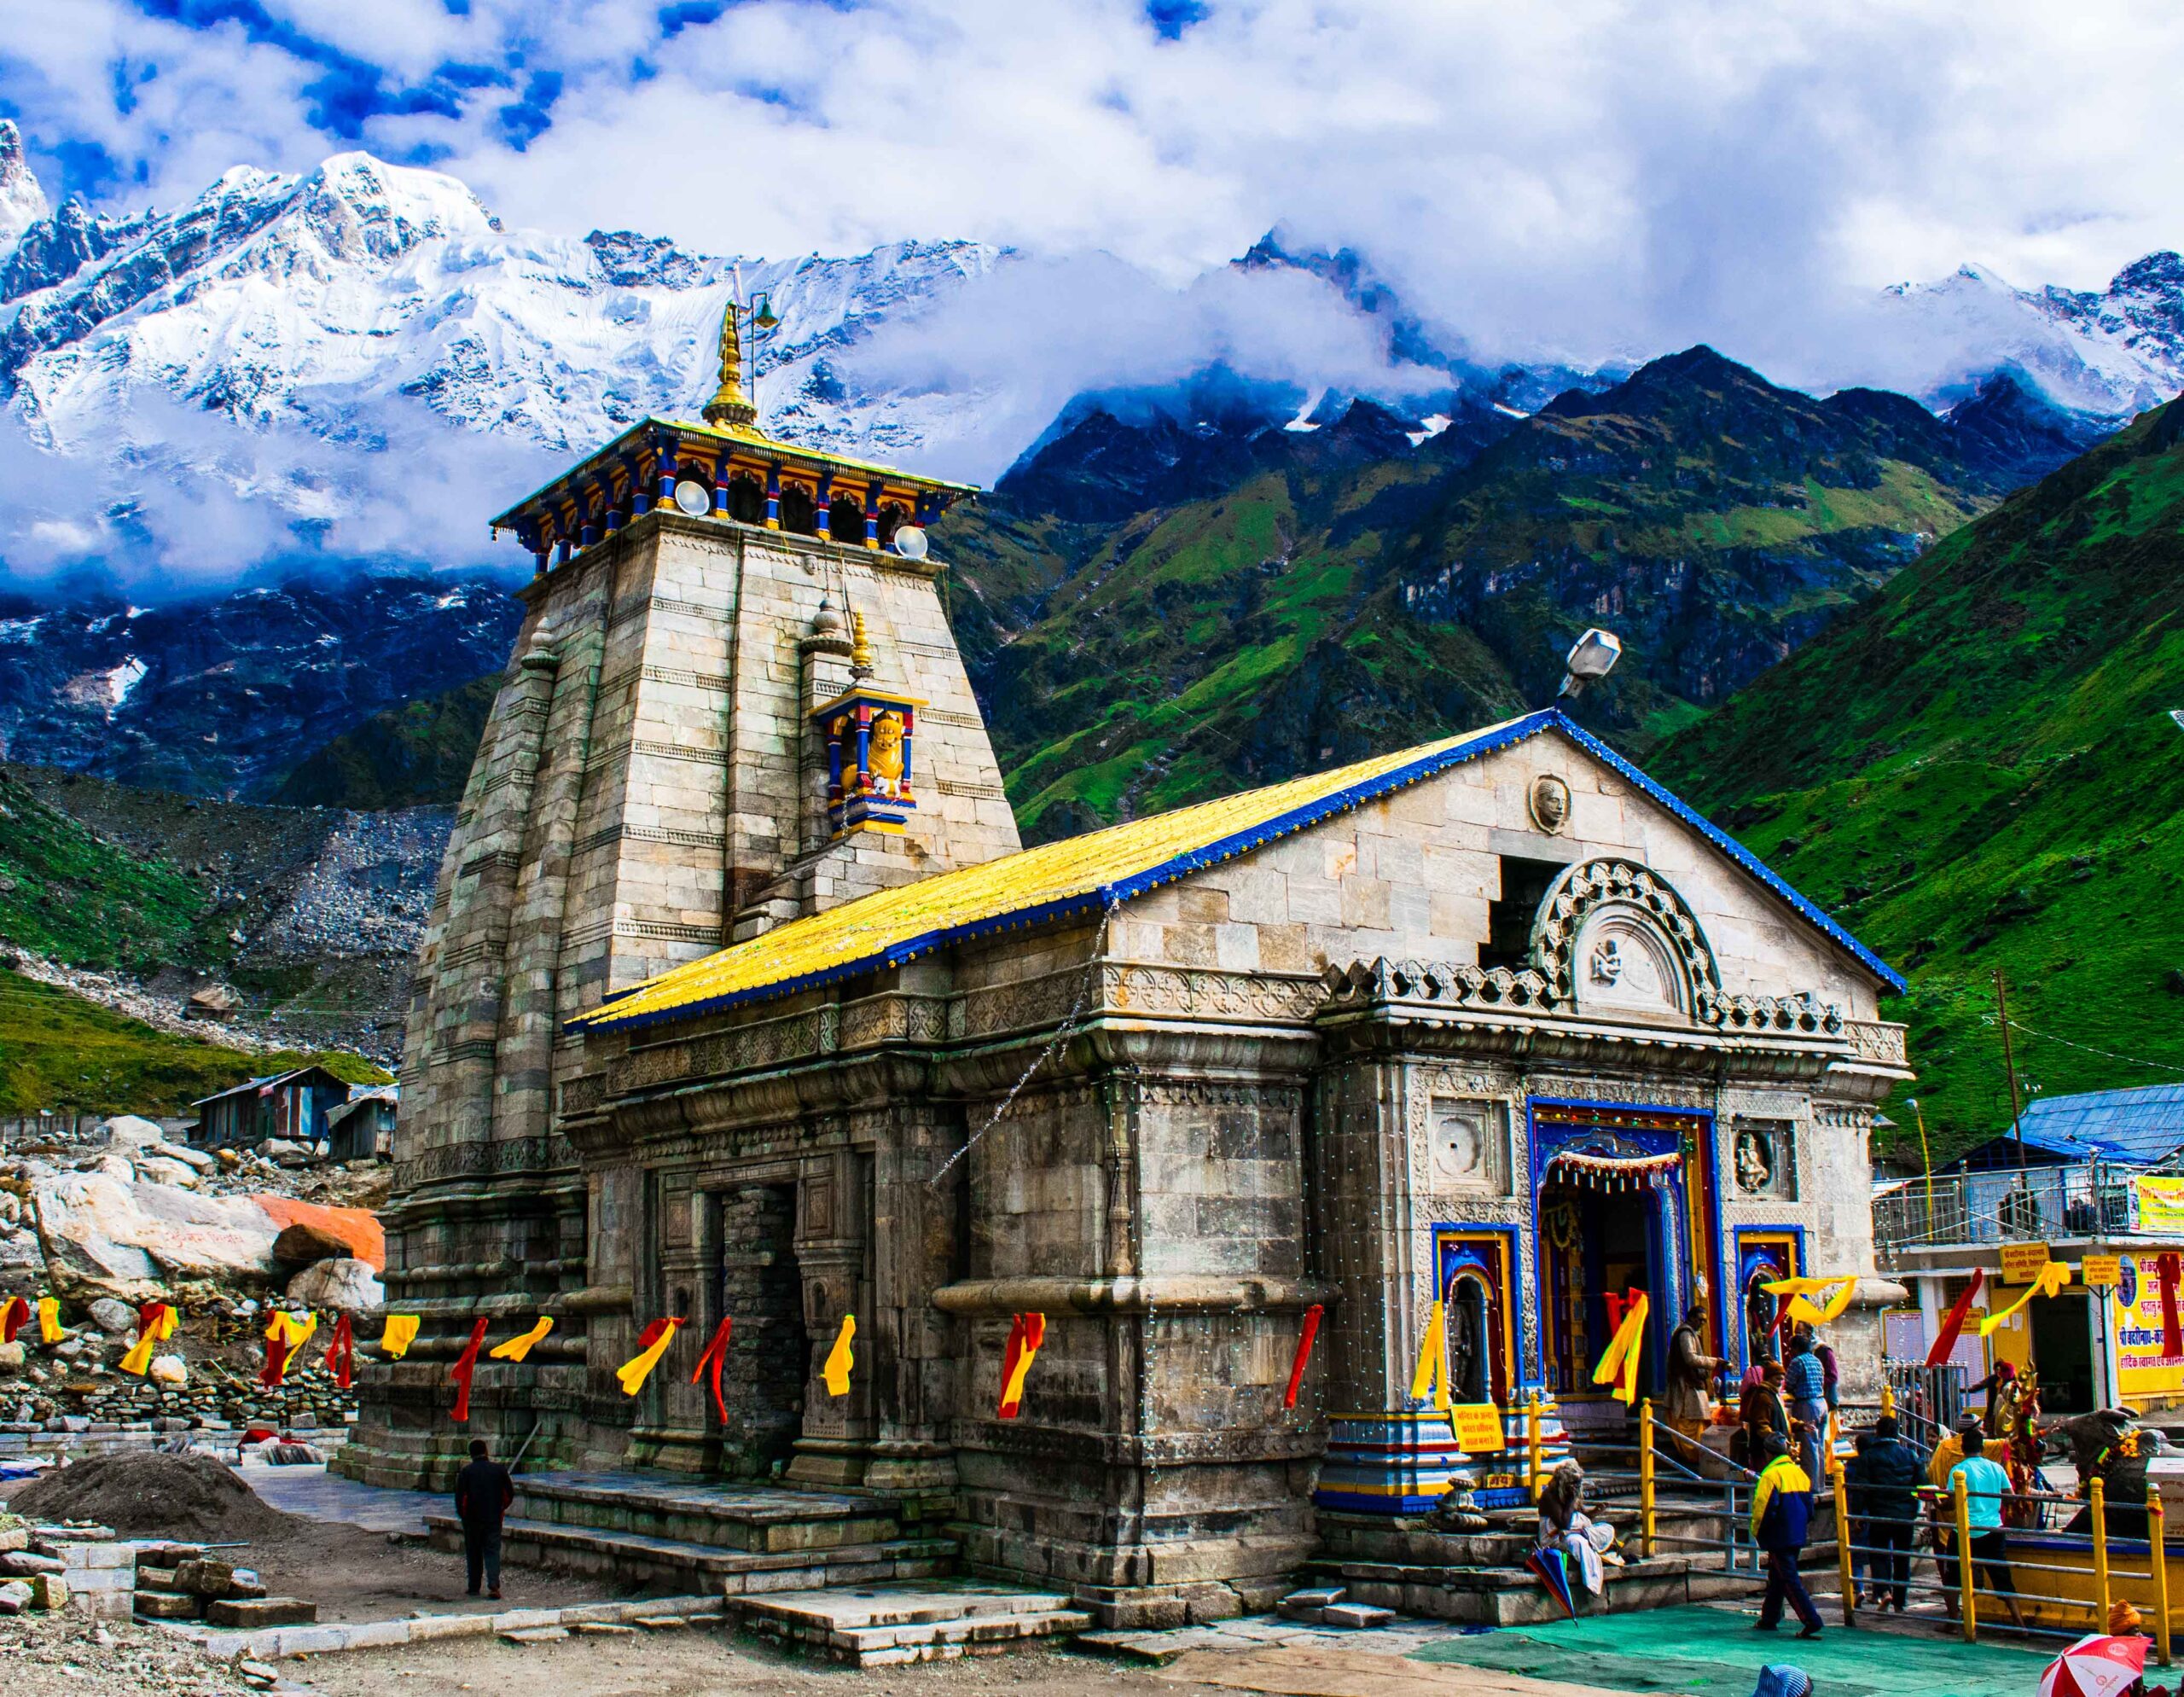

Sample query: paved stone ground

[241,1462,441,1535]
[1081,1613,1486,1663]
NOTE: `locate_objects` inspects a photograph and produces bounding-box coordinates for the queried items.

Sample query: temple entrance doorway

[1540,1174,1668,1428]
[717,1183,809,1477]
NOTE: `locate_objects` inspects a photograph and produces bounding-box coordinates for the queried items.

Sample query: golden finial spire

[702,298,757,429]
[849,610,875,681]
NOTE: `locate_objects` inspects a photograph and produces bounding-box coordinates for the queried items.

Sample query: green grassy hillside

[1653,401,2184,1160]
[270,672,499,808]
[0,766,222,973]
[949,349,2013,843]
[0,968,387,1116]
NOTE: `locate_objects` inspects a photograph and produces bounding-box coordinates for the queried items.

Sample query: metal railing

[1566,1396,2177,1664]
[1875,1163,2152,1261]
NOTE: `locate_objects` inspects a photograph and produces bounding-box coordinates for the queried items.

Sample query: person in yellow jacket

[1749,1432,1822,1638]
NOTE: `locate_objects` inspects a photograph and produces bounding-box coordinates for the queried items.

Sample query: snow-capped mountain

[0,133,1002,468]
[0,122,46,250]
[1875,253,2184,419]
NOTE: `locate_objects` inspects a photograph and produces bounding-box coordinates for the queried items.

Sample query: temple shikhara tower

[345,305,1913,1627]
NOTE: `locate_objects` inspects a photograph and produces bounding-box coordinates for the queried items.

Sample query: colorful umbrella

[1525,1548,1577,1619]
[2040,1633,2150,1697]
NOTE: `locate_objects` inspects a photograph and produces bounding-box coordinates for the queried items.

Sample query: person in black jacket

[1845,1415,1925,1612]
[454,1438,515,1600]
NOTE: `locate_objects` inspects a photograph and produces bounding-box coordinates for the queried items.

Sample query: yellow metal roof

[574,712,1545,1033]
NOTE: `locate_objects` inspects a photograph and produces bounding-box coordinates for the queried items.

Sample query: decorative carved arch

[1527,858,1721,1015]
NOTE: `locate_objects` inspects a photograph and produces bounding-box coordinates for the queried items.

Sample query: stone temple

[342,318,1914,1625]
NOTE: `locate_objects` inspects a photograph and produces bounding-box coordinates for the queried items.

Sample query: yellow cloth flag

[615,1318,682,1396]
[1762,1274,1859,1328]
[267,1310,317,1351]
[1591,1293,1651,1404]
[379,1314,421,1359]
[1979,1261,2069,1338]
[491,1317,554,1362]
[1408,1301,1451,1410]
[822,1314,857,1398]
[36,1297,61,1344]
[119,1329,160,1375]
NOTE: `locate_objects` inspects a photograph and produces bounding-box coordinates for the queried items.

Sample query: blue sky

[3,0,2180,356]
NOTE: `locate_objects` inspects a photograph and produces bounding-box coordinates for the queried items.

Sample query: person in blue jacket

[1751,1430,1822,1639]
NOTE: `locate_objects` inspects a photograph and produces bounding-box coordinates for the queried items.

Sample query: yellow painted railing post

[2091,1477,2110,1630]
[1526,1392,1544,1503]
[1880,1379,1896,1419]
[1827,1406,1840,1467]
[1639,1398,1657,1559]
[2153,1487,2173,1670]
[1954,1471,1978,1643]
[1830,1456,1856,1626]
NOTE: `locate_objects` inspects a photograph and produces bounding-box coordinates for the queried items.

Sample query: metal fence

[1874,1163,2154,1262]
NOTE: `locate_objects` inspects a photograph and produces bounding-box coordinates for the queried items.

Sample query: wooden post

[2154,1487,2173,1670]
[1526,1392,1544,1503]
[2092,1477,2111,1629]
[1639,1398,1657,1559]
[1832,1455,1856,1627]
[1955,1470,1978,1642]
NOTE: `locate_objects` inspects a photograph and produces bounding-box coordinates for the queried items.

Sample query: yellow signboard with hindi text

[2136,1177,2184,1236]
[2082,1254,2123,1289]
[1451,1404,1507,1453]
[2001,1242,2053,1284]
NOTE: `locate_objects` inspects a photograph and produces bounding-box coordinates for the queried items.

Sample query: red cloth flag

[1926,1268,1984,1368]
[259,1334,288,1388]
[324,1313,355,1391]
[0,1296,27,1344]
[688,1315,735,1424]
[1283,1305,1324,1410]
[997,1312,1046,1419]
[449,1318,489,1422]
[2161,1254,2182,1359]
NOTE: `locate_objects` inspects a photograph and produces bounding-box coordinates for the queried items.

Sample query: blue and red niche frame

[1524,1098,1728,1394]
[813,683,924,836]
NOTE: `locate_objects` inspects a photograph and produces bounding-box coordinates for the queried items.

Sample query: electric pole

[1995,968,2027,1177]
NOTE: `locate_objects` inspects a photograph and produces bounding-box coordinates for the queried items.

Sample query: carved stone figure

[1589,939,1623,985]
[1529,773,1572,834]
[1735,1127,1774,1193]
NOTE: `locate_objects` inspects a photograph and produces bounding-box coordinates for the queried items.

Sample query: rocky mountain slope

[1652,400,2184,1159]
[0,761,443,1066]
[946,346,2106,843]
[0,574,521,799]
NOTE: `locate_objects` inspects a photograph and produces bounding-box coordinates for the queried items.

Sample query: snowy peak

[293,152,501,261]
[0,119,49,249]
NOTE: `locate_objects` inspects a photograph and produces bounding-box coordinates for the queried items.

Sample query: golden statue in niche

[868,711,907,795]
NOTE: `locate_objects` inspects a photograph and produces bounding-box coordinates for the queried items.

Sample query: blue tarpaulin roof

[1956,1083,2184,1168]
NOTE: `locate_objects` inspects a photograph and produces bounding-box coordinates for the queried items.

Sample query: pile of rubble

[134,1551,317,1630]
[0,1116,385,1438]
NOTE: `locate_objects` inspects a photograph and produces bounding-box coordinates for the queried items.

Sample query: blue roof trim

[1548,712,1906,993]
[577,706,1901,1036]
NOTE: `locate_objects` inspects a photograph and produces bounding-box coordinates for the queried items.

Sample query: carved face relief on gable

[1571,908,1689,1021]
[1430,1096,1512,1194]
[1529,774,1572,834]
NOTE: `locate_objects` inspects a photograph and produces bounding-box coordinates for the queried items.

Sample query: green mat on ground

[1409,1605,2053,1696]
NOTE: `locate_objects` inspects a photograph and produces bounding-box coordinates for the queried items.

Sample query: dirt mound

[11,1450,299,1541]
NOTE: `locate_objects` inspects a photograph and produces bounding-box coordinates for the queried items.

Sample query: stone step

[729,1585,1091,1666]
[424,1514,956,1595]
[510,1473,905,1555]
[1304,1548,1819,1626]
